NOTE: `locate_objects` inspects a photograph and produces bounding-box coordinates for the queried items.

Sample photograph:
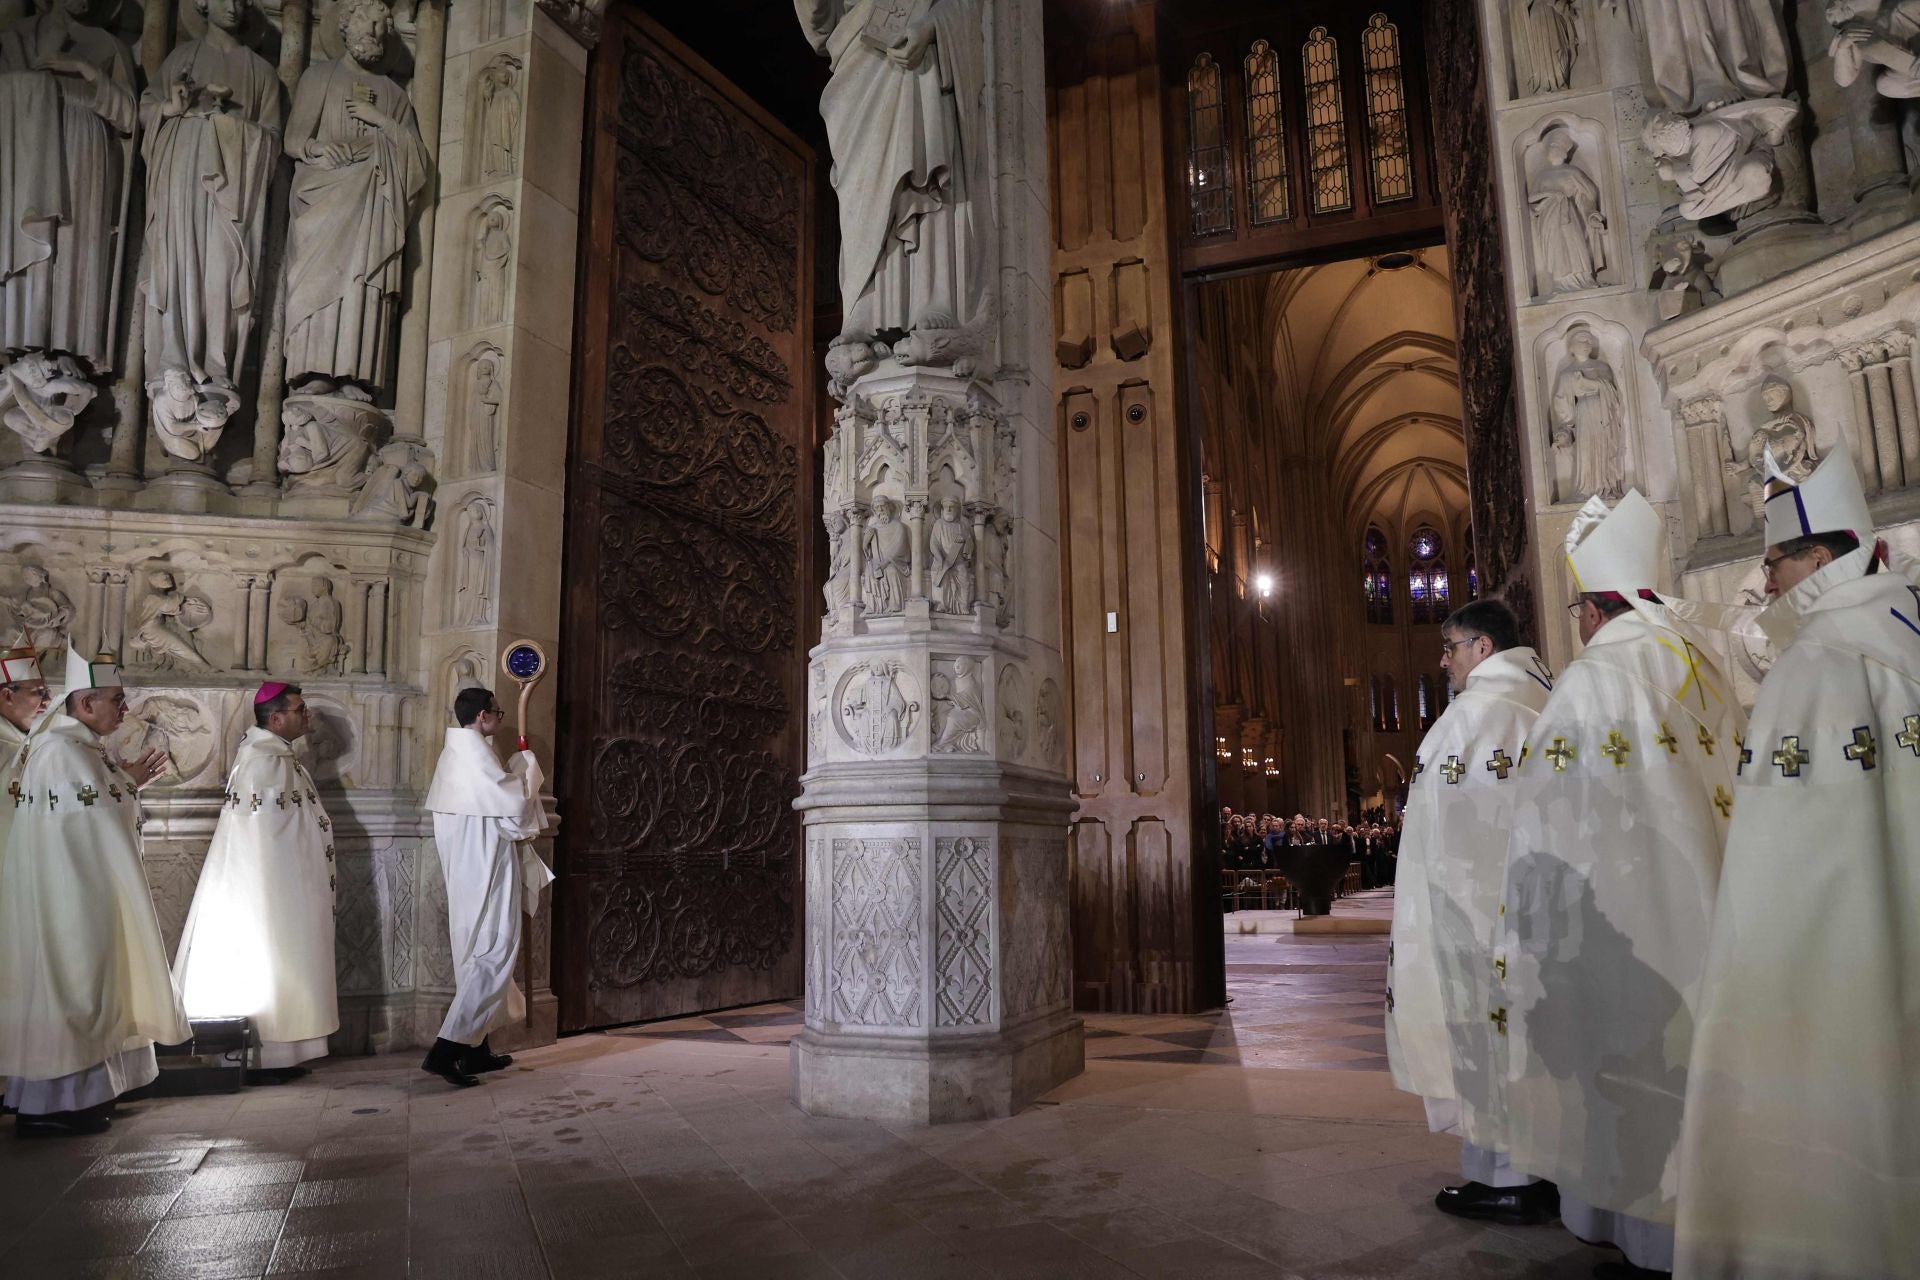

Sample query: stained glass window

[1363,525,1393,624]
[1187,54,1234,237]
[1243,40,1290,226]
[1361,15,1413,204]
[1417,674,1432,729]
[1409,525,1444,624]
[1301,27,1352,215]
[1463,528,1480,600]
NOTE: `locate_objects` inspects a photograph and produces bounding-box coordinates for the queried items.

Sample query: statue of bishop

[282,0,427,399]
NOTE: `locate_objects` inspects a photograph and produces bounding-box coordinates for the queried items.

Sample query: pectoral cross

[1712,785,1733,818]
[1655,723,1678,754]
[1439,754,1466,784]
[1896,715,1920,758]
[76,784,98,807]
[1772,735,1809,778]
[1489,1008,1508,1036]
[1844,726,1877,772]
[1601,731,1632,770]
[1544,737,1575,772]
[1696,724,1717,756]
[1486,748,1513,780]
[7,779,20,808]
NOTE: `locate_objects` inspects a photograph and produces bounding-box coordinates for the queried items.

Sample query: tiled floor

[0,911,1612,1279]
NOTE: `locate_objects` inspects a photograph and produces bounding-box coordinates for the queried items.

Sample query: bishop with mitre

[0,633,52,853]
[420,686,552,1087]
[1497,491,1744,1279]
[0,644,186,1136]
[1387,599,1558,1227]
[1675,445,1920,1279]
[173,682,338,1083]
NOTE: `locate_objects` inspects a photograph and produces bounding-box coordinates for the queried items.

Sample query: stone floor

[0,914,1614,1279]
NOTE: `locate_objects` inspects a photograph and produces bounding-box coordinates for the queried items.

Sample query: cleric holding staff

[420,686,553,1087]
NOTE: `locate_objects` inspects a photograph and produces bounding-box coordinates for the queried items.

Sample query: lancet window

[1187,53,1234,237]
[1408,524,1445,624]
[1363,526,1393,624]
[1302,28,1352,215]
[1243,40,1290,226]
[1360,14,1413,204]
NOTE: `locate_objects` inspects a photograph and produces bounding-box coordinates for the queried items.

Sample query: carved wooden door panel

[559,11,813,1031]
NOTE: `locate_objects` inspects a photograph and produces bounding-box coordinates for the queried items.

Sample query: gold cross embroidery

[1697,724,1717,756]
[1412,756,1425,780]
[290,790,304,807]
[1544,737,1575,772]
[1601,731,1632,769]
[317,815,331,831]
[1519,743,1531,766]
[1486,748,1514,780]
[107,783,123,802]
[250,793,262,812]
[1440,755,1466,784]
[1492,955,1507,979]
[1713,785,1733,818]
[324,844,335,863]
[1655,723,1678,754]
[1773,735,1810,778]
[1489,1008,1508,1036]
[76,784,98,807]
[1896,715,1920,758]
[274,793,287,810]
[305,790,316,804]
[1844,727,1877,771]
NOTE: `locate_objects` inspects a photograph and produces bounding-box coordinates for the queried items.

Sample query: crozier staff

[420,686,552,1087]
[173,682,339,1083]
[0,642,186,1137]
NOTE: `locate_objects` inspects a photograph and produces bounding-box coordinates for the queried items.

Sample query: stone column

[392,0,448,443]
[846,504,869,615]
[1862,342,1905,490]
[249,574,273,675]
[367,580,390,676]
[906,498,929,603]
[235,576,259,671]
[793,0,1081,1124]
[1838,347,1880,489]
[1883,331,1920,484]
[346,578,371,676]
[1838,68,1910,236]
[103,572,130,655]
[966,501,991,609]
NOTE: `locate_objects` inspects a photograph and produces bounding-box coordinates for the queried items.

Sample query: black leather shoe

[421,1038,481,1088]
[1434,1179,1560,1225]
[1593,1264,1670,1279]
[459,1038,512,1074]
[15,1103,113,1137]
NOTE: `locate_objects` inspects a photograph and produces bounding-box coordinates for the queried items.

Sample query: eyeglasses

[1761,548,1809,577]
[1565,601,1584,618]
[1439,636,1477,658]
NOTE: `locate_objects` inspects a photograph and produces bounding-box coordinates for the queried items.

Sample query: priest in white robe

[421,685,551,1087]
[0,644,187,1136]
[1498,491,1745,1279]
[1675,446,1920,1280]
[1389,599,1558,1226]
[0,633,51,856]
[173,682,338,1083]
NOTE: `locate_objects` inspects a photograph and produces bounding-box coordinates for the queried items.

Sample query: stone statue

[282,576,349,674]
[447,653,484,722]
[0,0,136,419]
[988,511,1013,628]
[7,565,74,652]
[796,0,989,389]
[1648,232,1720,319]
[476,55,520,180]
[926,497,974,613]
[1551,327,1628,501]
[823,510,854,612]
[1744,375,1819,518]
[139,0,282,460]
[348,440,432,525]
[1035,678,1062,767]
[1640,0,1792,115]
[465,355,502,474]
[453,500,495,627]
[842,661,916,754]
[930,655,984,752]
[1527,129,1607,296]
[1643,101,1797,225]
[280,396,381,491]
[863,497,910,615]
[470,204,512,327]
[131,570,216,671]
[0,353,95,452]
[1510,0,1579,96]
[1827,0,1920,98]
[282,0,429,397]
[109,695,209,785]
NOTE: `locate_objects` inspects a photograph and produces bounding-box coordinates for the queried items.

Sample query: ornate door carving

[560,11,813,1030]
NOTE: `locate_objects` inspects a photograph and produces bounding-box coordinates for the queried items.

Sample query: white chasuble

[0,715,187,1083]
[426,728,552,1044]
[0,715,31,874]
[1497,608,1744,1223]
[1388,646,1553,1151]
[173,728,338,1065]
[1676,553,1920,1280]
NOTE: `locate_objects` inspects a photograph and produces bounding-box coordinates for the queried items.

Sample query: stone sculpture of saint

[139,0,282,458]
[823,511,854,612]
[988,511,1013,628]
[9,566,74,652]
[1510,0,1579,96]
[282,0,428,397]
[477,58,520,180]
[1551,328,1628,501]
[1641,0,1791,114]
[1643,104,1796,224]
[796,0,988,379]
[453,502,494,627]
[930,656,983,752]
[864,497,910,615]
[290,577,348,673]
[1528,129,1606,295]
[348,442,431,524]
[470,206,511,327]
[0,354,94,452]
[133,571,216,671]
[0,0,135,446]
[927,497,975,614]
[1827,0,1920,99]
[1744,375,1818,518]
[466,356,501,474]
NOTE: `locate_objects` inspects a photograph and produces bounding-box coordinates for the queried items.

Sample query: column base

[791,1012,1084,1124]
[1717,217,1842,296]
[133,467,237,515]
[0,457,93,505]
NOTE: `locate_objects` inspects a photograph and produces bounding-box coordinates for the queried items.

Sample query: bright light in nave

[1255,573,1274,597]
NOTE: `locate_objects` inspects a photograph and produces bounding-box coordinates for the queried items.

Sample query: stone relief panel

[110,691,218,788]
[807,660,827,761]
[1508,0,1583,98]
[0,557,78,655]
[467,195,516,331]
[933,835,993,1028]
[829,837,923,1028]
[835,660,921,756]
[1537,316,1638,506]
[467,53,523,185]
[1001,835,1070,1022]
[996,662,1029,763]
[1035,678,1065,769]
[929,655,986,754]
[451,344,506,478]
[126,558,222,673]
[271,555,354,676]
[1515,115,1623,300]
[450,494,497,628]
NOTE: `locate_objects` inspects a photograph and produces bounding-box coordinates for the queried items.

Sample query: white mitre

[55,637,123,702]
[1564,488,1662,596]
[1761,441,1873,548]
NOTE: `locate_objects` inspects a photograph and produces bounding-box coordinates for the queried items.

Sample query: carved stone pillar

[845,504,869,617]
[103,571,130,656]
[245,0,313,497]
[1838,346,1880,489]
[1883,331,1920,484]
[249,573,272,675]
[346,578,371,677]
[85,571,109,655]
[1838,72,1910,236]
[966,502,991,609]
[236,576,259,671]
[906,498,929,604]
[1862,342,1905,491]
[367,580,390,677]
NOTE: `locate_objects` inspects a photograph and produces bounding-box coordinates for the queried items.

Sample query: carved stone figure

[1510,0,1579,96]
[930,655,984,752]
[447,652,484,722]
[476,55,520,180]
[0,353,96,452]
[996,664,1026,759]
[1035,678,1063,767]
[282,576,349,674]
[7,565,74,652]
[796,0,989,382]
[1648,232,1721,319]
[280,395,383,491]
[864,497,910,615]
[0,0,136,390]
[842,660,917,754]
[282,0,429,397]
[1827,0,1920,98]
[1643,102,1797,225]
[1528,129,1606,296]
[823,510,854,611]
[987,511,1013,628]
[109,695,209,785]
[452,500,495,627]
[469,203,512,328]
[1551,327,1628,501]
[348,440,432,525]
[131,570,216,671]
[139,0,282,460]
[927,497,974,614]
[1743,375,1819,518]
[464,354,501,474]
[1641,0,1792,114]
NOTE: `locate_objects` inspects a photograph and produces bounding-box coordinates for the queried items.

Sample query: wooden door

[558,10,813,1031]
